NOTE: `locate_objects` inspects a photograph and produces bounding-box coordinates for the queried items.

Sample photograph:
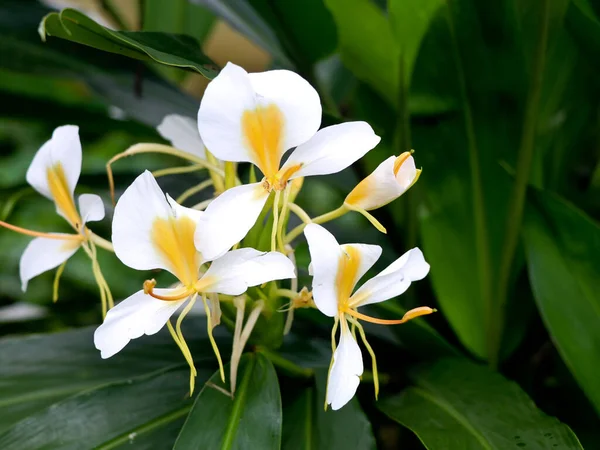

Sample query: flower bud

[344,152,421,211]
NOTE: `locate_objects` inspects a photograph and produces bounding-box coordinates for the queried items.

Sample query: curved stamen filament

[0,220,84,241]
[143,279,194,301]
[343,306,436,325]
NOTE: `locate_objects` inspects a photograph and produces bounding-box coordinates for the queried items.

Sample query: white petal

[280,122,380,179]
[345,155,414,210]
[78,193,105,224]
[19,236,80,292]
[93,289,186,358]
[26,125,82,201]
[327,322,363,410]
[304,224,342,317]
[198,62,321,177]
[112,171,203,278]
[340,243,382,288]
[248,68,321,152]
[197,63,261,164]
[194,182,269,261]
[200,248,296,296]
[157,114,206,159]
[351,248,430,307]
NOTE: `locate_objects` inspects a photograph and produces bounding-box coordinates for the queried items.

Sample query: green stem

[284,204,348,244]
[491,0,550,367]
[445,4,494,364]
[89,231,114,252]
[256,346,314,378]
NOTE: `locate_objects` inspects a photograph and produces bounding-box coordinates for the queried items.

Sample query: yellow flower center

[151,215,199,287]
[242,103,285,180]
[336,245,362,312]
[47,163,81,229]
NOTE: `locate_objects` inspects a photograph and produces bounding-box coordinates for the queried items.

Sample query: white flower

[94,170,295,359]
[304,223,432,410]
[194,62,381,260]
[157,114,206,160]
[345,152,421,211]
[12,125,105,291]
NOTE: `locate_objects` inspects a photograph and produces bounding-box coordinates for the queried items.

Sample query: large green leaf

[144,0,216,44]
[174,353,282,449]
[39,9,219,78]
[282,371,376,450]
[324,0,399,103]
[523,190,600,414]
[379,358,583,449]
[0,367,212,450]
[190,0,293,66]
[0,321,224,432]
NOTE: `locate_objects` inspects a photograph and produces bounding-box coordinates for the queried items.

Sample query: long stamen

[271,190,281,252]
[344,306,436,325]
[143,279,193,301]
[176,293,198,395]
[347,316,379,399]
[202,294,226,383]
[0,220,84,241]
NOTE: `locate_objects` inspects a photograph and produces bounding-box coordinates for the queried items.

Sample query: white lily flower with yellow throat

[94,170,295,393]
[304,224,434,410]
[194,62,381,260]
[0,125,111,307]
[345,151,421,211]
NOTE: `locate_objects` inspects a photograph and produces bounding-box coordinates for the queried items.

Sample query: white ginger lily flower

[194,62,381,260]
[0,125,105,291]
[304,224,434,410]
[94,170,295,392]
[157,114,207,160]
[345,152,421,211]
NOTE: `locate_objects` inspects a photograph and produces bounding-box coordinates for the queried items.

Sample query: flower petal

[78,193,105,224]
[194,182,269,261]
[304,224,343,317]
[112,171,203,284]
[198,62,321,177]
[351,248,430,307]
[280,122,380,180]
[200,248,296,295]
[340,243,382,288]
[19,236,80,292]
[345,155,416,210]
[93,289,186,358]
[26,125,82,200]
[157,114,206,159]
[327,321,363,410]
[197,62,262,165]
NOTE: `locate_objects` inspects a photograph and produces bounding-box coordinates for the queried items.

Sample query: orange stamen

[0,220,84,241]
[344,306,436,325]
[143,279,193,301]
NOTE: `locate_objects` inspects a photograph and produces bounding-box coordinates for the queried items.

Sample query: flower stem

[256,346,314,378]
[176,179,213,204]
[89,231,114,252]
[489,0,550,368]
[287,202,312,224]
[152,164,205,178]
[284,204,348,244]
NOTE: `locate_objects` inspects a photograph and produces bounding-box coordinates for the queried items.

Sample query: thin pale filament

[52,260,67,303]
[176,179,213,204]
[0,220,83,241]
[276,184,291,252]
[271,190,281,252]
[347,316,379,399]
[176,293,198,395]
[202,294,225,383]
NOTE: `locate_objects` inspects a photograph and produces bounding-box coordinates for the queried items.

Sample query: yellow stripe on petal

[336,245,362,309]
[242,103,285,179]
[47,163,80,228]
[151,216,199,286]
[344,176,373,208]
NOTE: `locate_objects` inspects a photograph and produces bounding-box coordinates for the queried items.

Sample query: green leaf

[0,367,211,450]
[523,189,600,414]
[388,0,444,89]
[0,321,224,432]
[143,0,216,44]
[190,0,293,66]
[324,0,399,103]
[282,371,376,450]
[39,9,219,78]
[174,353,282,450]
[379,358,583,449]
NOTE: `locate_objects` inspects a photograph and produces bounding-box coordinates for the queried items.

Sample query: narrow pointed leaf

[379,358,583,449]
[174,353,281,449]
[523,190,600,414]
[39,9,219,78]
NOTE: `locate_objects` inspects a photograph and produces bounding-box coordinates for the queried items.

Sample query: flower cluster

[1,62,433,410]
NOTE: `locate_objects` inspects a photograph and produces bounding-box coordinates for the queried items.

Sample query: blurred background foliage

[0,0,599,448]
